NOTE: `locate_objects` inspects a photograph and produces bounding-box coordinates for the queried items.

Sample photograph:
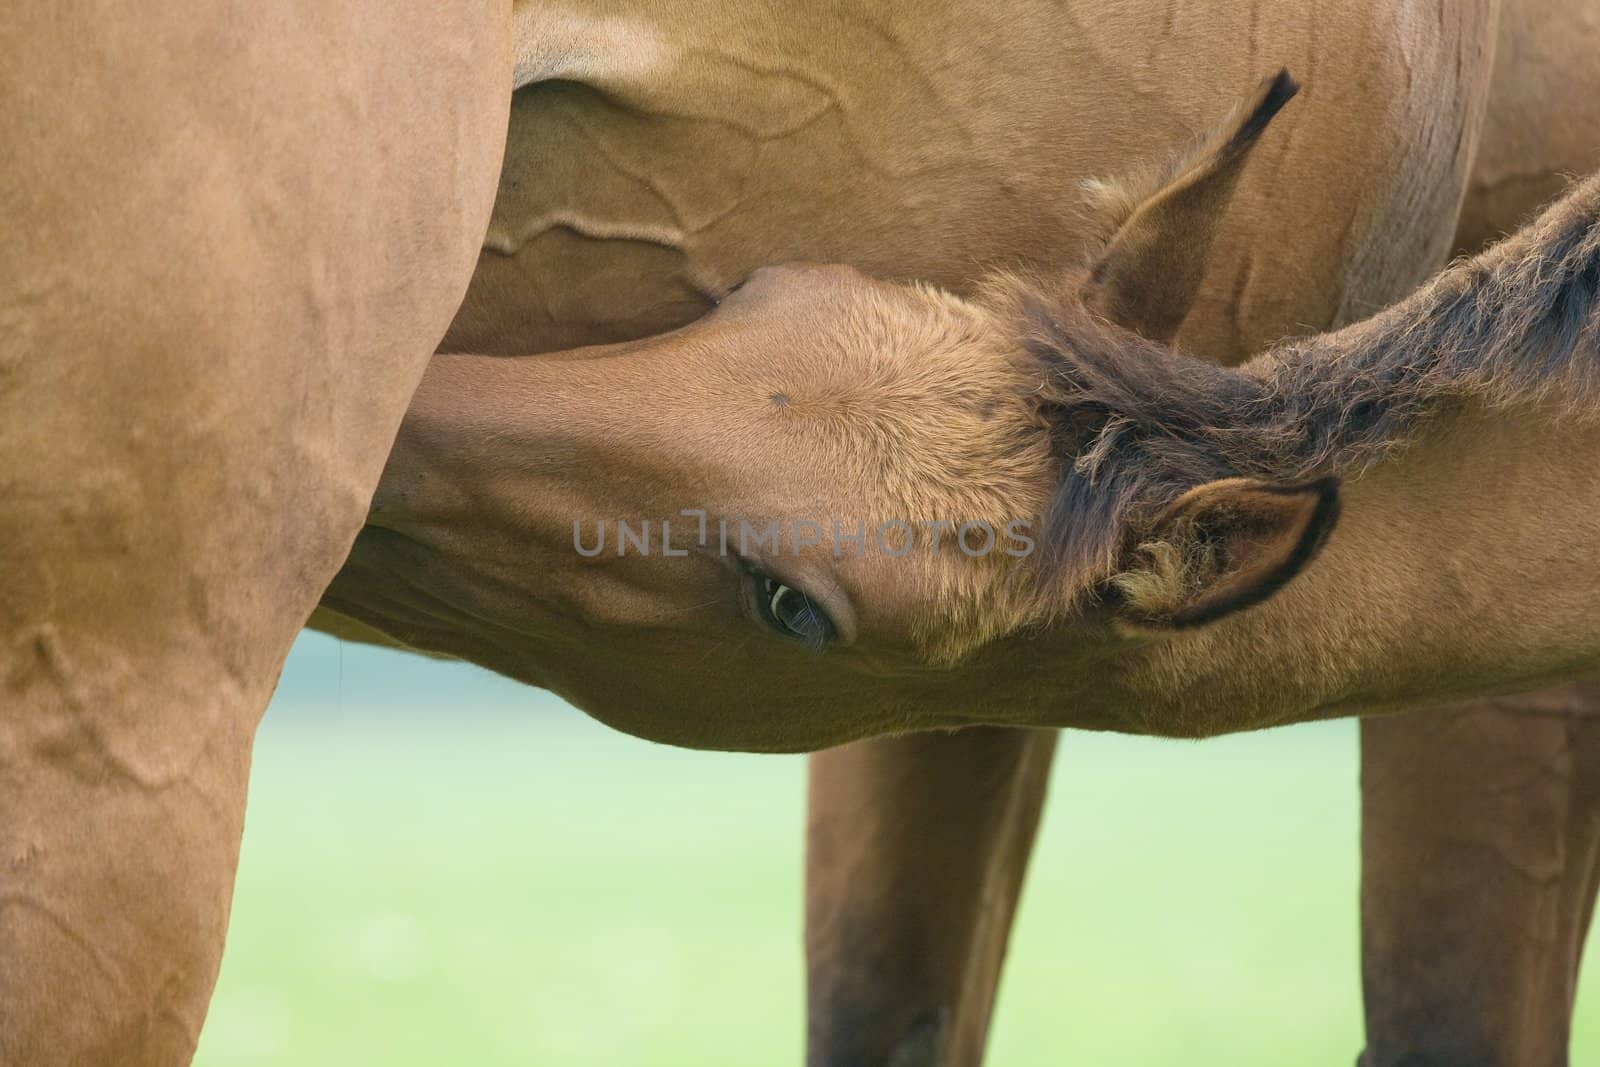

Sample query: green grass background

[193,633,1600,1066]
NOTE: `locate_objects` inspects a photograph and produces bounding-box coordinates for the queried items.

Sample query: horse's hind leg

[0,3,508,1062]
[804,728,1057,1067]
[1358,686,1600,1067]
[0,681,260,1063]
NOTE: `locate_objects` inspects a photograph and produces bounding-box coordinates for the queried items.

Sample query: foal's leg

[805,728,1057,1067]
[0,4,508,1062]
[1358,687,1600,1067]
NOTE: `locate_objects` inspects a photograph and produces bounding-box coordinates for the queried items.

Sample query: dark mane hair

[1016,169,1600,586]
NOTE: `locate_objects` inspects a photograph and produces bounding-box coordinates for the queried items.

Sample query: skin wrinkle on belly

[478,24,984,341]
[488,108,787,254]
[500,4,973,264]
[484,209,688,259]
[488,91,948,259]
[830,8,976,156]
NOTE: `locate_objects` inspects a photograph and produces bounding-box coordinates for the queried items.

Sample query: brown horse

[321,51,1600,1067]
[326,3,1600,1062]
[4,0,1582,1064]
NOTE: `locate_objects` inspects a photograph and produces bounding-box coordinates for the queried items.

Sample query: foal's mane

[1004,169,1600,594]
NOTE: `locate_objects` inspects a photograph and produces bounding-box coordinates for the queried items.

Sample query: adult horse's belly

[447,0,1489,364]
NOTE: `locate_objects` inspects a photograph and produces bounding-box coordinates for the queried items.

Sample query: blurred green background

[193,633,1600,1066]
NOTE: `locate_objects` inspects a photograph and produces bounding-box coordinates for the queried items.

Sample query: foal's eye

[756,575,836,648]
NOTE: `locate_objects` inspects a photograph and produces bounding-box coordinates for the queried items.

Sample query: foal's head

[326,72,1347,748]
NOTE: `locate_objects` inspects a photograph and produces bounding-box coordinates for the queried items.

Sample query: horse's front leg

[1359,687,1600,1067]
[805,727,1057,1067]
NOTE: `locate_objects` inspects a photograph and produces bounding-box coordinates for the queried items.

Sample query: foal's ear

[1081,69,1299,343]
[1113,476,1338,628]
